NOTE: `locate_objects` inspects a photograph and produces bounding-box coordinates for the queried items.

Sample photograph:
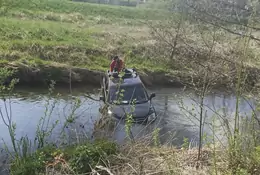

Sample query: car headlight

[108,109,112,115]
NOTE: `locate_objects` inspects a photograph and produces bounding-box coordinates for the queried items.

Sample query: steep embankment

[4,62,185,88]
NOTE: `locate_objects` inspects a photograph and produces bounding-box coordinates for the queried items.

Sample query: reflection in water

[0,87,257,151]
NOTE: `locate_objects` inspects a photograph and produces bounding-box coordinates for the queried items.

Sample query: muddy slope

[5,63,183,87]
[4,63,260,91]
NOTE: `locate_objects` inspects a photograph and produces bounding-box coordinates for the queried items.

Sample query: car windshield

[108,84,149,104]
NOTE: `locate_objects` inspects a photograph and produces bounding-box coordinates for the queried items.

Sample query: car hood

[110,102,151,119]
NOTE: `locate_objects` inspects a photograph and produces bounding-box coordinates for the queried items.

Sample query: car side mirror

[150,93,156,100]
[100,96,105,101]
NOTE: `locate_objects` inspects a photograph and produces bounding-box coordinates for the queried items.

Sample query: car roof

[108,75,143,88]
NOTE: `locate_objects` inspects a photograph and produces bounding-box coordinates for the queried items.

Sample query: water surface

[0,86,256,149]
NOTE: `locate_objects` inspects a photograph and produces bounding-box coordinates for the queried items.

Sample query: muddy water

[0,86,257,173]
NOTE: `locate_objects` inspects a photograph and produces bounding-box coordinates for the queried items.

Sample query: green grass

[0,0,172,76]
[2,0,169,20]
[0,17,99,42]
[2,0,259,89]
[10,139,118,175]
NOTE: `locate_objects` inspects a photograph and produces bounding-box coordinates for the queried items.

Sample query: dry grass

[41,140,230,175]
[110,142,214,175]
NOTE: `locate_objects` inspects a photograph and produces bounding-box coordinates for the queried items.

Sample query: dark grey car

[99,69,157,124]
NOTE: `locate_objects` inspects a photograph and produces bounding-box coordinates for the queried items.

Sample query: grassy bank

[1,0,181,87]
[8,139,213,175]
[9,138,260,175]
[0,0,170,68]
[2,0,260,90]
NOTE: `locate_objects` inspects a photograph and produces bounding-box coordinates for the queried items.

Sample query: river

[0,86,257,172]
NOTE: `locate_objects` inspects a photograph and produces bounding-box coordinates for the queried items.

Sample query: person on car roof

[110,55,124,72]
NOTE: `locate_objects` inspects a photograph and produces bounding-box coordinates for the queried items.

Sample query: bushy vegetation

[10,140,118,175]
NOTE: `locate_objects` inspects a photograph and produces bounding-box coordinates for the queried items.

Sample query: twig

[96,165,114,175]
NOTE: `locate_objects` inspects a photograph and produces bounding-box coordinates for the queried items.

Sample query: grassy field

[0,0,172,75]
[1,0,260,89]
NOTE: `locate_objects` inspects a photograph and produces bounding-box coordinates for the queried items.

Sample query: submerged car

[99,68,157,124]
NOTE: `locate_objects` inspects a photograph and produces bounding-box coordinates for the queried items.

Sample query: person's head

[113,55,119,61]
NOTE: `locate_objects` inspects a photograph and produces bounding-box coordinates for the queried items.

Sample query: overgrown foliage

[10,140,118,175]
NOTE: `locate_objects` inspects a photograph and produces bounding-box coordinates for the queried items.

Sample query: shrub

[69,139,118,173]
[10,145,58,175]
[10,139,118,175]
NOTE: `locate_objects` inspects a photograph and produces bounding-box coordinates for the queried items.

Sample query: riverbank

[4,62,185,87]
[2,0,260,91]
[4,61,260,92]
[8,137,260,175]
[8,139,216,175]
